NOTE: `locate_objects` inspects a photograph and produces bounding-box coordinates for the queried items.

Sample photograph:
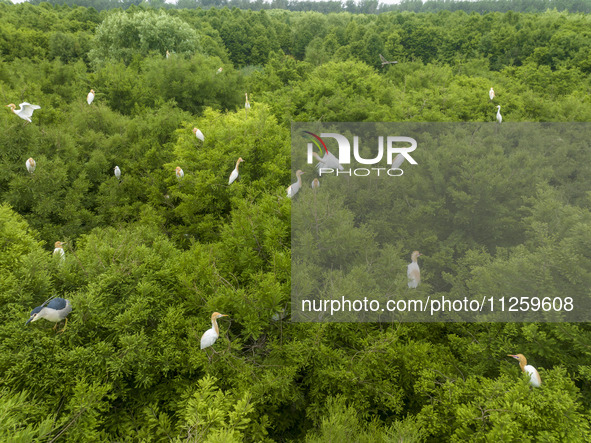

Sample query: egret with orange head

[229,157,244,185]
[201,312,228,350]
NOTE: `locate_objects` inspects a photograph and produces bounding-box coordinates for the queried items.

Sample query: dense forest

[22,0,591,14]
[2,2,591,441]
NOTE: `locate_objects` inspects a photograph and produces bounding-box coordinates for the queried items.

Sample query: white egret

[26,157,36,174]
[407,251,422,288]
[166,50,170,59]
[496,105,502,124]
[192,127,204,142]
[114,166,121,180]
[287,170,305,198]
[508,354,542,387]
[228,157,244,185]
[489,87,495,101]
[87,89,95,105]
[311,178,320,189]
[245,93,251,116]
[200,312,228,350]
[6,103,41,123]
[217,67,223,74]
[313,151,344,171]
[391,153,404,170]
[175,166,184,179]
[53,241,66,261]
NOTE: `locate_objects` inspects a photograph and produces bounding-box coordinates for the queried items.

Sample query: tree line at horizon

[18,0,591,14]
[1,2,591,441]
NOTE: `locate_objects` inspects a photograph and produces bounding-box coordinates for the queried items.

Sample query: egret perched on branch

[114,166,121,180]
[201,312,228,350]
[26,297,72,333]
[6,103,41,123]
[166,50,170,59]
[489,87,495,101]
[53,241,66,261]
[407,251,422,288]
[245,93,251,117]
[313,151,344,171]
[87,89,95,105]
[508,354,542,387]
[287,170,305,198]
[217,67,223,74]
[26,158,36,174]
[311,178,320,189]
[175,166,184,179]
[192,127,204,142]
[229,157,244,185]
[496,105,502,124]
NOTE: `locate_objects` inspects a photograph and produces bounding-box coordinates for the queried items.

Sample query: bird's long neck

[519,359,527,371]
[297,174,302,186]
[235,160,241,171]
[212,318,219,336]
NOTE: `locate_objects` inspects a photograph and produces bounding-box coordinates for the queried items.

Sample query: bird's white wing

[324,152,344,170]
[18,103,41,120]
[18,103,41,119]
[407,263,420,288]
[200,328,218,349]
[195,129,204,141]
[287,185,292,198]
[391,153,405,170]
[525,365,542,387]
[229,169,239,184]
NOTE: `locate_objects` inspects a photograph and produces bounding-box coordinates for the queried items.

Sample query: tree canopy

[1,2,591,441]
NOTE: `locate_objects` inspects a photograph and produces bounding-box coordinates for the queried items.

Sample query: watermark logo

[302,131,418,176]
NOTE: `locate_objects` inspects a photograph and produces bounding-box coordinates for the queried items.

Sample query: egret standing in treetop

[87,89,95,105]
[489,87,495,101]
[6,103,41,123]
[508,354,542,387]
[245,93,251,117]
[192,127,204,142]
[26,158,36,174]
[229,157,244,185]
[176,166,184,179]
[53,241,66,261]
[217,67,223,74]
[114,166,121,180]
[407,251,422,288]
[496,105,502,124]
[313,151,344,171]
[391,153,405,170]
[201,312,228,350]
[166,50,170,59]
[287,170,305,198]
[26,297,72,333]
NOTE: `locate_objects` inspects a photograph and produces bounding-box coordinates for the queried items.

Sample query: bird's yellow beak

[507,354,517,358]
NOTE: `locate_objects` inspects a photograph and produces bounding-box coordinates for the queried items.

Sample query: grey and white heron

[26,297,72,332]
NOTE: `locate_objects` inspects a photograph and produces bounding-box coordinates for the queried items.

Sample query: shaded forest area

[1,2,591,441]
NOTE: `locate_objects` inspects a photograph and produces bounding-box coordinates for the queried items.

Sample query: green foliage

[1,2,591,441]
[89,10,202,66]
